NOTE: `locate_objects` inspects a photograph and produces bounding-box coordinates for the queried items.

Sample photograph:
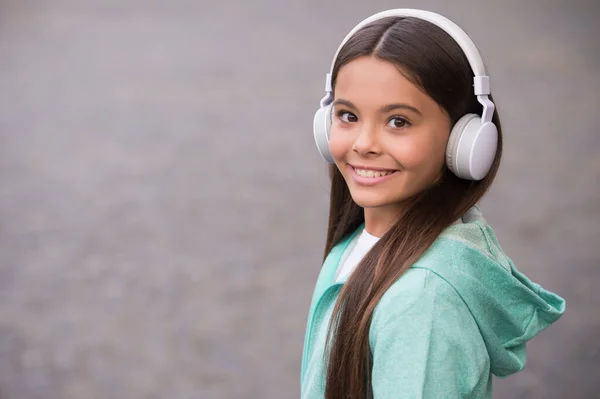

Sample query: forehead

[334,56,429,108]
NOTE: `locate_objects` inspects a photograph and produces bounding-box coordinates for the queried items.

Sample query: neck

[363,204,403,238]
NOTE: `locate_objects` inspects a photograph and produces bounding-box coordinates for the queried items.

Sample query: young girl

[301,9,566,399]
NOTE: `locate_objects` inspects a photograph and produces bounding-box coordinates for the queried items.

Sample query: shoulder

[371,267,471,332]
[370,206,511,336]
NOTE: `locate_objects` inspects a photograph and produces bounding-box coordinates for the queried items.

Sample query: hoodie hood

[419,206,566,377]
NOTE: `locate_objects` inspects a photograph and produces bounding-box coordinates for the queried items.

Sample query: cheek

[328,127,353,162]
[391,133,447,171]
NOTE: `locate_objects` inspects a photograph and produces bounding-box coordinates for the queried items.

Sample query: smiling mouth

[352,167,397,178]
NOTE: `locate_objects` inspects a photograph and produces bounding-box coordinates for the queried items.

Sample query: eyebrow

[333,98,423,116]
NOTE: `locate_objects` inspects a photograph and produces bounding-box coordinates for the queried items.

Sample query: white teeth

[354,168,394,178]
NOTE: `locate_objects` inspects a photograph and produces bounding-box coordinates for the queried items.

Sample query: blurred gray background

[0,0,598,398]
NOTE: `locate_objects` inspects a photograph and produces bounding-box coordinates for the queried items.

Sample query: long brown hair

[322,16,504,399]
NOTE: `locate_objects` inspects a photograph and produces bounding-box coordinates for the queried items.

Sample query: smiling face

[329,55,453,222]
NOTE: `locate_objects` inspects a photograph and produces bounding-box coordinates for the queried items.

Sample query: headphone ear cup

[446,113,498,180]
[313,104,335,163]
[446,114,478,178]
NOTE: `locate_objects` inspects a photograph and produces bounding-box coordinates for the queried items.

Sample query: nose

[352,122,380,156]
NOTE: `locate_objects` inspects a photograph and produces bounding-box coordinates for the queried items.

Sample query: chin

[349,192,398,209]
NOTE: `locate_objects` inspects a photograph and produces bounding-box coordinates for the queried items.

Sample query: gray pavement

[0,0,598,398]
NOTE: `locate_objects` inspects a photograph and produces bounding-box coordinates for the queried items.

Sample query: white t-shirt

[334,228,380,283]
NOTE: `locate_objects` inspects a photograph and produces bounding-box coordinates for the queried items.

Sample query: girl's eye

[387,117,410,129]
[337,111,358,123]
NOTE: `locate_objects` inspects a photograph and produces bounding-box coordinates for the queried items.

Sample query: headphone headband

[321,8,494,123]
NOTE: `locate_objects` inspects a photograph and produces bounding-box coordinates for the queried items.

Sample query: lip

[348,165,398,186]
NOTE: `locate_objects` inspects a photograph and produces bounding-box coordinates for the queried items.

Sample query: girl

[301,9,565,399]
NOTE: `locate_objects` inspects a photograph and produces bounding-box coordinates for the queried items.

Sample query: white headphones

[313,9,498,181]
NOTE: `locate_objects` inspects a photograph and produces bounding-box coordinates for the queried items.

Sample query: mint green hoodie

[300,207,565,398]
